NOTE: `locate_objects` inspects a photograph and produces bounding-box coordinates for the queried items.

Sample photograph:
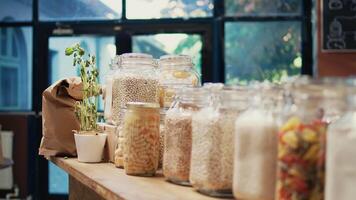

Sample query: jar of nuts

[123,102,160,176]
[163,87,208,186]
[158,55,200,109]
[112,53,159,126]
[190,86,249,198]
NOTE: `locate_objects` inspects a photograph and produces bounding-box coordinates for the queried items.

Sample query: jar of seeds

[112,53,159,125]
[123,102,160,176]
[158,55,200,108]
[190,86,249,197]
[163,87,208,186]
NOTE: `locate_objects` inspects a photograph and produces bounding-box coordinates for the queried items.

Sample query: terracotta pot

[74,131,107,163]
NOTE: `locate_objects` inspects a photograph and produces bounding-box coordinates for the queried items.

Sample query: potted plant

[65,43,107,163]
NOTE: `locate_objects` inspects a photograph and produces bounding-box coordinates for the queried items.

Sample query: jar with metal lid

[190,86,249,197]
[163,87,208,186]
[158,55,201,108]
[326,81,356,200]
[233,84,282,200]
[112,53,159,125]
[104,56,119,124]
[122,102,160,176]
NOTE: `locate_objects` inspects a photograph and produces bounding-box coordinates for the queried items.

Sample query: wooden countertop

[50,157,226,200]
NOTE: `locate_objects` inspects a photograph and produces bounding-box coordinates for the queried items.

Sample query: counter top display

[50,157,227,200]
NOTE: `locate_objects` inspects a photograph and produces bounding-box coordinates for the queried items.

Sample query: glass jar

[233,85,281,200]
[123,102,160,176]
[112,53,159,125]
[104,56,119,124]
[158,55,200,109]
[276,85,328,200]
[158,111,165,169]
[326,88,356,200]
[190,87,249,197]
[163,87,208,186]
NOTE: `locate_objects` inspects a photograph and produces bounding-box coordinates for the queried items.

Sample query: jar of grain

[158,55,200,108]
[112,53,159,125]
[326,86,356,200]
[158,111,166,169]
[233,85,282,200]
[163,87,208,186]
[104,56,119,124]
[190,86,249,197]
[123,102,160,176]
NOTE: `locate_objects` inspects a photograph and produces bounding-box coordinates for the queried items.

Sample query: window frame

[0,0,313,199]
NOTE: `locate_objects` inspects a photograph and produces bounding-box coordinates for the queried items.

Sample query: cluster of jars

[103,53,200,175]
[103,55,356,200]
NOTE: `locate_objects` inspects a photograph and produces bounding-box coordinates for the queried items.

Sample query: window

[49,162,68,194]
[133,33,203,73]
[0,0,33,22]
[39,0,122,21]
[0,27,32,110]
[127,0,213,19]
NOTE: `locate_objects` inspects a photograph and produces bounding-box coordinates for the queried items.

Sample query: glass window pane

[127,0,213,19]
[133,33,203,74]
[49,162,68,194]
[225,0,301,16]
[225,22,302,84]
[49,36,116,111]
[0,0,32,22]
[0,27,32,110]
[39,0,121,21]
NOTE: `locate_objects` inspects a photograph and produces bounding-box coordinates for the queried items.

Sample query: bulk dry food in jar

[104,56,119,124]
[158,111,165,169]
[158,55,200,108]
[123,102,160,176]
[163,87,207,186]
[325,86,356,200]
[190,87,248,197]
[276,87,327,200]
[233,86,282,200]
[111,53,159,125]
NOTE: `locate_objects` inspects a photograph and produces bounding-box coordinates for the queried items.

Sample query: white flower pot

[74,133,107,163]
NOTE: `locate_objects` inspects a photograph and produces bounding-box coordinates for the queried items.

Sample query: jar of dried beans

[276,85,328,200]
[158,55,200,109]
[104,56,119,124]
[233,85,282,200]
[112,53,159,125]
[190,87,248,197]
[163,87,208,186]
[123,102,160,176]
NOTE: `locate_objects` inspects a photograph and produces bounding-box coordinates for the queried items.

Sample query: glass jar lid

[119,53,155,67]
[158,55,194,68]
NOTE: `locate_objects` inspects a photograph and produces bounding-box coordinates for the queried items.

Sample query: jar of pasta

[123,102,160,176]
[158,55,200,109]
[190,86,249,197]
[112,53,159,125]
[163,87,208,186]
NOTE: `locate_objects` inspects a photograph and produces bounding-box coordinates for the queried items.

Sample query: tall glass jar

[158,55,200,109]
[123,102,160,176]
[276,85,328,200]
[104,56,119,124]
[326,87,356,200]
[163,87,208,186]
[190,87,249,197]
[233,85,282,200]
[112,53,159,125]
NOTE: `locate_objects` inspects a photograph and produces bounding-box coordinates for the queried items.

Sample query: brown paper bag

[39,77,83,157]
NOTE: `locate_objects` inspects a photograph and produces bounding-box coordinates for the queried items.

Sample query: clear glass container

[158,55,201,108]
[326,87,356,200]
[112,53,159,125]
[123,102,160,176]
[104,56,119,124]
[276,85,328,200]
[233,85,282,200]
[190,86,249,197]
[158,111,165,169]
[163,87,208,186]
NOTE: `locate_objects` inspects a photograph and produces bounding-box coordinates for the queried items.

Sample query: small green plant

[65,43,101,132]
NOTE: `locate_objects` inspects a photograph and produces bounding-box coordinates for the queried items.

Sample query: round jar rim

[158,54,194,67]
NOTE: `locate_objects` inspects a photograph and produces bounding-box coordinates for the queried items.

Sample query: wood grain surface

[50,157,226,200]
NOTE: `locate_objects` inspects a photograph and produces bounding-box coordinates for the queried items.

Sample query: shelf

[50,157,226,200]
